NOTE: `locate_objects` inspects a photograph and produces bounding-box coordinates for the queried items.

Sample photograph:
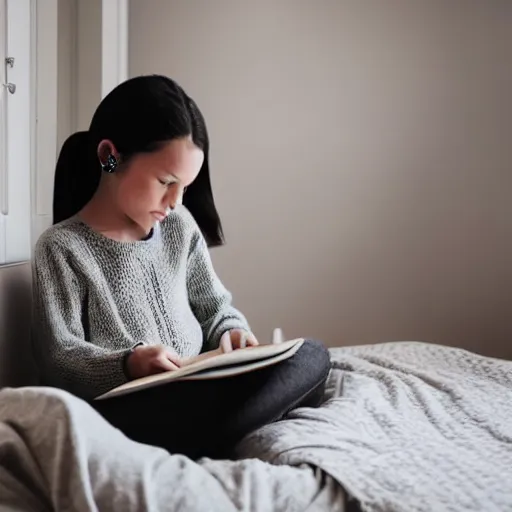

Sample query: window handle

[3,83,15,94]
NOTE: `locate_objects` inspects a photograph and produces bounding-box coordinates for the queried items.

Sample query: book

[95,338,305,401]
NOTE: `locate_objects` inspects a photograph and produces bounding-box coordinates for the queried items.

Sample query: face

[101,137,204,233]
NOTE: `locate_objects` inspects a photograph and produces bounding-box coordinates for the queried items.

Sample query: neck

[79,189,150,242]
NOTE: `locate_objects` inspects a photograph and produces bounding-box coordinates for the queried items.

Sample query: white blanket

[236,342,512,511]
[0,386,344,512]
[1,341,511,511]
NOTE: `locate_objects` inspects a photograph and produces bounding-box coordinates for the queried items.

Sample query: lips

[152,211,167,222]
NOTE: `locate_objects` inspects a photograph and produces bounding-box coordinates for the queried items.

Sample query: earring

[101,153,118,173]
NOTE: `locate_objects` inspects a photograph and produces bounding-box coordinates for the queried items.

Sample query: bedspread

[0,387,344,512]
[236,342,512,511]
[2,341,511,511]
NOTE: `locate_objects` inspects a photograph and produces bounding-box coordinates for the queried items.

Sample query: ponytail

[53,131,101,224]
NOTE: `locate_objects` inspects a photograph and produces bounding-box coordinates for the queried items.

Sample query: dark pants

[91,339,331,460]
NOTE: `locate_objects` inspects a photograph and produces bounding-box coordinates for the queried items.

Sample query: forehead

[149,138,204,183]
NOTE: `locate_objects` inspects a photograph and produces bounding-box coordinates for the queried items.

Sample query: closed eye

[159,178,177,187]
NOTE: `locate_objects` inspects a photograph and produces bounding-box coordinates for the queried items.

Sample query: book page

[181,341,304,381]
[95,338,304,401]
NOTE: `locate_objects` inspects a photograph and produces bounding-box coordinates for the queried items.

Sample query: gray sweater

[32,206,250,400]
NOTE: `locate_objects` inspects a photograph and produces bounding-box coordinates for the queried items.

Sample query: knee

[302,339,332,372]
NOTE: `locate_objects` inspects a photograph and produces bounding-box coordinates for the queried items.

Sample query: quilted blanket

[1,341,511,511]
[236,342,512,511]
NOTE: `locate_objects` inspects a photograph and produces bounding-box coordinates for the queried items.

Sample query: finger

[220,332,233,353]
[237,330,248,349]
[165,350,182,367]
[246,333,259,346]
[153,350,180,371]
[153,356,180,372]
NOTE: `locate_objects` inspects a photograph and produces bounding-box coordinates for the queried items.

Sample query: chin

[145,220,157,233]
[128,215,154,235]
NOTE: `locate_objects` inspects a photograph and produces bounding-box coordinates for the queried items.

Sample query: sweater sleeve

[186,229,251,351]
[32,239,131,400]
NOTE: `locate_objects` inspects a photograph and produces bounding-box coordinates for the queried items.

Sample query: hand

[220,329,259,353]
[126,344,182,380]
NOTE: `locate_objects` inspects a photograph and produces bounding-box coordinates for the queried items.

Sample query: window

[0,0,32,265]
[0,0,128,265]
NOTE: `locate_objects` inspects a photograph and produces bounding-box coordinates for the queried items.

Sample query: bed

[1,341,511,511]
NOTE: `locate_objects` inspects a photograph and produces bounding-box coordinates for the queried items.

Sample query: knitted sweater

[32,206,250,400]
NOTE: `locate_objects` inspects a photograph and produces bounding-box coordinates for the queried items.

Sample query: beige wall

[57,0,128,137]
[76,0,103,131]
[130,1,512,358]
[57,0,78,149]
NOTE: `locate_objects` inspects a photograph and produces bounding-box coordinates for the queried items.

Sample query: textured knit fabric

[32,205,250,400]
[236,342,512,511]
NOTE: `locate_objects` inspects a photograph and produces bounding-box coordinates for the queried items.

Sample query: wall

[55,0,128,144]
[75,0,102,130]
[129,1,510,358]
[57,0,77,149]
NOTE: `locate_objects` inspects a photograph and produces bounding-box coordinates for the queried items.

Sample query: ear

[97,139,119,164]
[97,140,120,173]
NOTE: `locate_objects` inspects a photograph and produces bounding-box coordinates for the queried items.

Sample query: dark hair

[53,75,224,247]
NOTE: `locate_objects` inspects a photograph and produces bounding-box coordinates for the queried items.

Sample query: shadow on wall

[0,263,38,388]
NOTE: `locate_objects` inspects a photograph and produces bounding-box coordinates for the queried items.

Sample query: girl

[34,75,256,399]
[32,75,330,458]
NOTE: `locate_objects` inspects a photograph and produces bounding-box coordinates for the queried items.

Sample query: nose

[164,184,183,210]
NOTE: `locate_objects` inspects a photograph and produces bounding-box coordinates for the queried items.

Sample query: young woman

[32,75,330,458]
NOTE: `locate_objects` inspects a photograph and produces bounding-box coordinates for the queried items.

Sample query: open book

[95,338,304,401]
